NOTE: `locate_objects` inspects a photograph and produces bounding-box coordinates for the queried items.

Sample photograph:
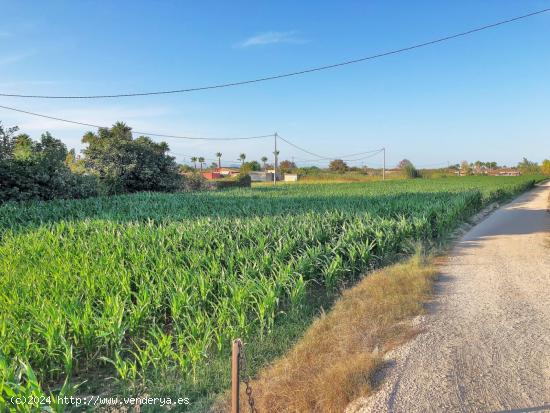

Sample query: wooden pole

[382,147,386,181]
[231,339,241,413]
[274,133,278,185]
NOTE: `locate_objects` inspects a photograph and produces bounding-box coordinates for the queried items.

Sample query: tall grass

[0,176,540,408]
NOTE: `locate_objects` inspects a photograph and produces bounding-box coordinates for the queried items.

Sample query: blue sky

[1,1,549,168]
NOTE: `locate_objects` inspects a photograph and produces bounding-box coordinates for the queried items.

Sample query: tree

[210,161,218,169]
[460,160,472,176]
[65,148,86,174]
[279,160,297,173]
[198,157,205,171]
[240,160,261,173]
[179,164,193,173]
[472,160,484,174]
[13,134,34,160]
[1,129,98,202]
[190,156,198,169]
[82,121,181,194]
[239,153,246,165]
[398,159,413,169]
[541,159,550,175]
[215,152,222,169]
[0,122,20,161]
[329,159,349,173]
[517,157,540,175]
[403,163,420,179]
[261,156,268,170]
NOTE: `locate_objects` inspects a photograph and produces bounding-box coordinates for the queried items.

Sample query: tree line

[454,158,549,176]
[0,121,198,203]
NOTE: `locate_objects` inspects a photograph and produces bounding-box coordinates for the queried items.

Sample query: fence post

[231,339,241,413]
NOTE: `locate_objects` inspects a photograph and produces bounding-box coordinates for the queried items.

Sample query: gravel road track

[352,181,550,413]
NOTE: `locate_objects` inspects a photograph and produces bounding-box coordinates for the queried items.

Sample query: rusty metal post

[231,339,241,413]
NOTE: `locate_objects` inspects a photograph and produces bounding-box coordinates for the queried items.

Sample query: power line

[0,103,363,160]
[277,134,329,159]
[1,8,548,99]
[342,150,385,162]
[278,134,383,161]
[169,152,218,161]
[295,149,384,163]
[293,148,384,162]
[0,104,274,141]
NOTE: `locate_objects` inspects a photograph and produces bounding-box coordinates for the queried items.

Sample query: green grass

[0,176,542,411]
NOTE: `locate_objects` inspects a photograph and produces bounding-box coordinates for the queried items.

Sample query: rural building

[493,169,521,176]
[216,167,240,176]
[202,171,222,180]
[201,167,240,180]
[384,168,401,175]
[249,171,275,182]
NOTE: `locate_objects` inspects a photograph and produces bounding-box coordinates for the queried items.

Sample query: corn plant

[0,176,540,397]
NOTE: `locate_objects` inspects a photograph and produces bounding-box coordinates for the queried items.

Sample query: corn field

[0,176,540,408]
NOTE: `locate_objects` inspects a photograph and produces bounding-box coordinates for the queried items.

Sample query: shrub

[181,173,209,191]
[240,161,261,174]
[82,122,182,194]
[0,130,99,203]
[210,173,251,189]
[517,157,541,175]
[329,159,349,173]
[403,164,421,179]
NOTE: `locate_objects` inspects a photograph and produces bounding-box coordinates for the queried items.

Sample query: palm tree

[239,153,246,165]
[215,152,222,169]
[190,156,197,170]
[261,156,268,170]
[198,157,205,171]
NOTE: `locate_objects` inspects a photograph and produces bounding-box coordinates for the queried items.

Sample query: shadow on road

[463,184,550,238]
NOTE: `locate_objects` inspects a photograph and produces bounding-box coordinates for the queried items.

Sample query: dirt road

[353,181,550,413]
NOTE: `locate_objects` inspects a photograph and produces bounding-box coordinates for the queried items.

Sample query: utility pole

[382,147,386,181]
[273,133,278,185]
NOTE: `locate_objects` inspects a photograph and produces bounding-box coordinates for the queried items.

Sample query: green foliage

[541,159,550,175]
[279,160,297,173]
[460,160,472,176]
[397,159,413,169]
[0,176,540,406]
[179,164,194,173]
[0,356,78,412]
[213,173,252,189]
[64,149,87,174]
[294,166,320,177]
[0,130,98,203]
[329,159,349,173]
[181,172,209,191]
[403,163,421,179]
[82,122,182,194]
[0,122,19,161]
[239,160,261,173]
[517,157,541,175]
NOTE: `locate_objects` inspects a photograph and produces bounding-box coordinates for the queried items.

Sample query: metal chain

[238,341,258,413]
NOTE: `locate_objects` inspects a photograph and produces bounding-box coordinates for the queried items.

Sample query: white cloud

[236,31,307,48]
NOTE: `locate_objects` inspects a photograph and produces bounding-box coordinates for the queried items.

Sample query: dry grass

[215,254,436,413]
